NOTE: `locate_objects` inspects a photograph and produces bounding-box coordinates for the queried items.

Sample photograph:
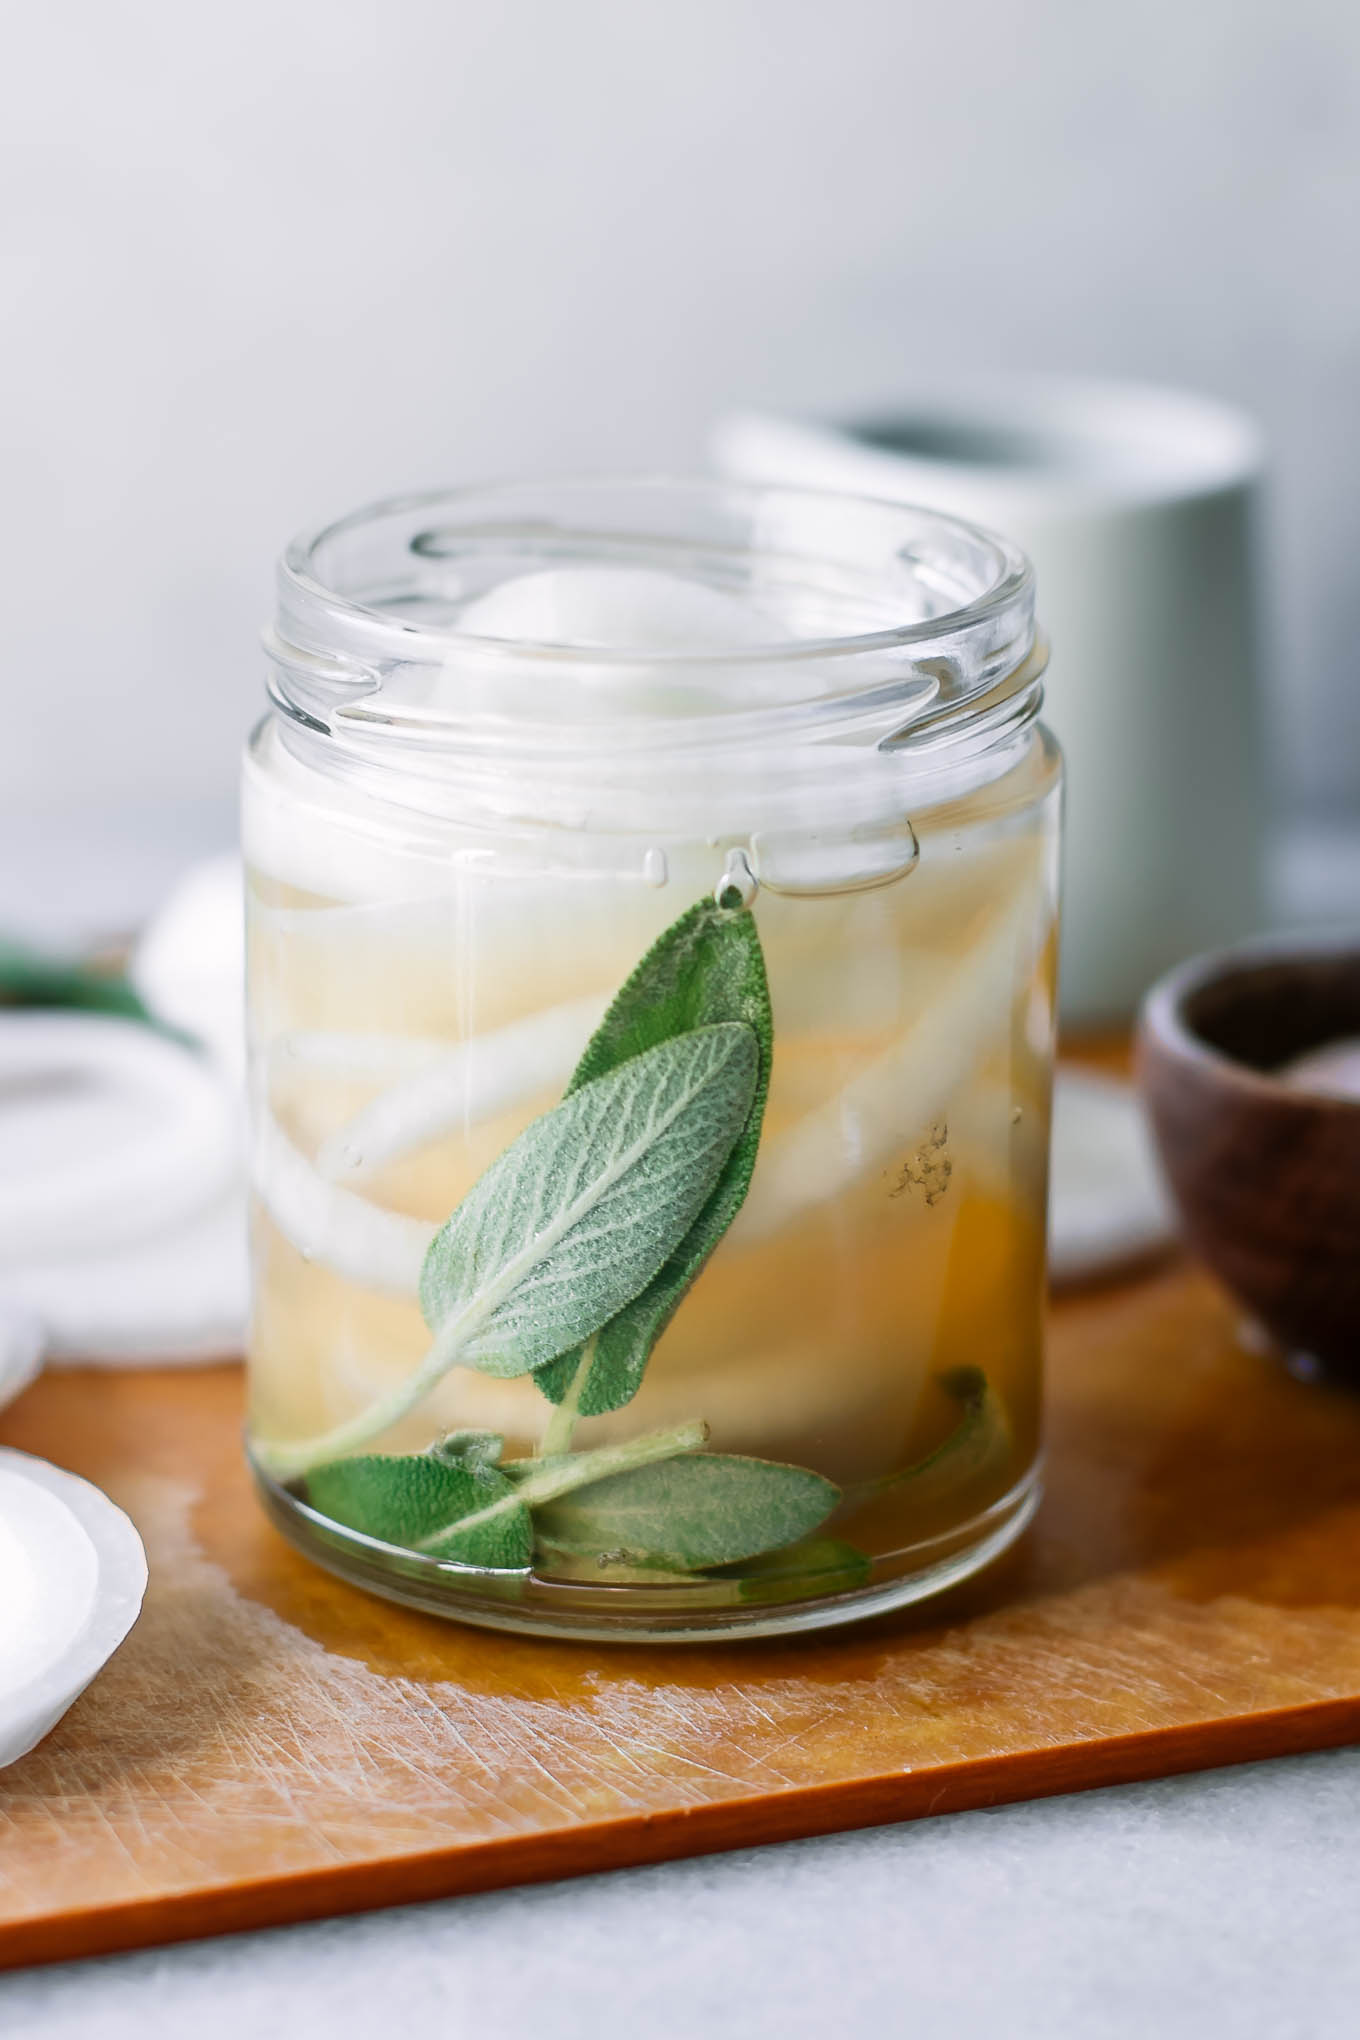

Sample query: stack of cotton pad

[1048,1067,1175,1285]
[0,854,248,1369]
[0,1447,147,1770]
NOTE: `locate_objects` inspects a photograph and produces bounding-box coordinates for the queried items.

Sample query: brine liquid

[244,722,1060,1622]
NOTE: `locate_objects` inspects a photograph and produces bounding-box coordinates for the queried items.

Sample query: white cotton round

[455,566,781,650]
[0,1013,242,1267]
[131,853,245,1084]
[428,565,807,722]
[0,1304,43,1411]
[1047,1069,1176,1285]
[0,1449,147,1770]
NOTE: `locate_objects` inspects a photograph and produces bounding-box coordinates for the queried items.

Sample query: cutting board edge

[7,1693,1357,1976]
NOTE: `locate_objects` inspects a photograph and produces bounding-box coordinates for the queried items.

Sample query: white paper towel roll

[714,378,1266,1021]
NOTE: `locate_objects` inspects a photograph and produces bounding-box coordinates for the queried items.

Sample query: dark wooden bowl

[1136,941,1360,1384]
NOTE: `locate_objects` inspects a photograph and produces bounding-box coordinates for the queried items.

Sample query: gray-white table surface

[4,1748,1357,2039]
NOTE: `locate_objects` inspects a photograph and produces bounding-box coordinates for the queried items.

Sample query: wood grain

[4,1245,1360,1972]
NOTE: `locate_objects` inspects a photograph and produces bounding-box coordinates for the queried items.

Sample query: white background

[2,0,1358,843]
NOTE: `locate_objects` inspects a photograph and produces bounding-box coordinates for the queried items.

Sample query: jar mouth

[281,473,1030,666]
[269,475,1039,776]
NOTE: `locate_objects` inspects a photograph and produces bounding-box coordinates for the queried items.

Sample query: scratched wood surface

[5,1256,1360,1972]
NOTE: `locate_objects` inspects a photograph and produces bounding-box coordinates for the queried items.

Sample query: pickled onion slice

[314,994,607,1183]
[252,1110,435,1296]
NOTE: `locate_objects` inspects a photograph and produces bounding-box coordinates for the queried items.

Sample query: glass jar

[244,478,1061,1640]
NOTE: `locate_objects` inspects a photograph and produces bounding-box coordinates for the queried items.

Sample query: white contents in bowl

[1280,1037,1360,1101]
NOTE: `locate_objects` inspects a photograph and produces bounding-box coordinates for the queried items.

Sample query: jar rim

[279,472,1033,669]
[268,474,1041,786]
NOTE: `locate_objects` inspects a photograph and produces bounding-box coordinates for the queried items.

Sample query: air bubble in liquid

[714,847,759,911]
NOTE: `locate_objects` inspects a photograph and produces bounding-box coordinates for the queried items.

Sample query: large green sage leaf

[533,1451,839,1571]
[305,1452,532,1568]
[538,898,772,1419]
[418,1021,758,1379]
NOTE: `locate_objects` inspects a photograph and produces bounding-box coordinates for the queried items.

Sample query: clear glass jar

[243,479,1061,1640]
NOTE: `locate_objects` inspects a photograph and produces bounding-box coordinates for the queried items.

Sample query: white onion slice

[252,1111,435,1295]
[734,878,1050,1242]
[271,1031,459,1082]
[0,1449,147,1770]
[315,994,607,1182]
[0,1014,241,1266]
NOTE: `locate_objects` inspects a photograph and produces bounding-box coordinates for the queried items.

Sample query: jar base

[250,1458,1042,1644]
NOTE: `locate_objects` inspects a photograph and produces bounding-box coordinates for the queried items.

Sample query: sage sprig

[301,1429,841,1579]
[537,897,773,1427]
[259,890,1010,1605]
[418,1020,758,1377]
[256,1017,756,1480]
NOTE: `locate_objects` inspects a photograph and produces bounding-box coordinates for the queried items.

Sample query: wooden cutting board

[4,1256,1360,1972]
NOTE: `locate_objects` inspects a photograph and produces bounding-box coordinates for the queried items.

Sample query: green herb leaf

[533,1451,839,1571]
[538,898,772,1418]
[304,1453,533,1568]
[0,938,154,1023]
[855,1366,1012,1508]
[734,1537,872,1603]
[418,1021,758,1379]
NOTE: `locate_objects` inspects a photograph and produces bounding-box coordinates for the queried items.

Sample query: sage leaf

[853,1366,1012,1508]
[0,937,154,1024]
[533,1451,839,1571]
[538,898,772,1418]
[734,1537,872,1604]
[305,1453,533,1568]
[419,1021,758,1379]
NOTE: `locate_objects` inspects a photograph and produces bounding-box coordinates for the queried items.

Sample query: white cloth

[0,859,250,1369]
[0,1303,43,1412]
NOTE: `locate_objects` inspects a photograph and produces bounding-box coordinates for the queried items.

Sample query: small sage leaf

[305,1453,532,1569]
[533,1451,839,1571]
[734,1537,872,1604]
[419,1021,758,1379]
[855,1366,1012,1509]
[538,898,772,1418]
